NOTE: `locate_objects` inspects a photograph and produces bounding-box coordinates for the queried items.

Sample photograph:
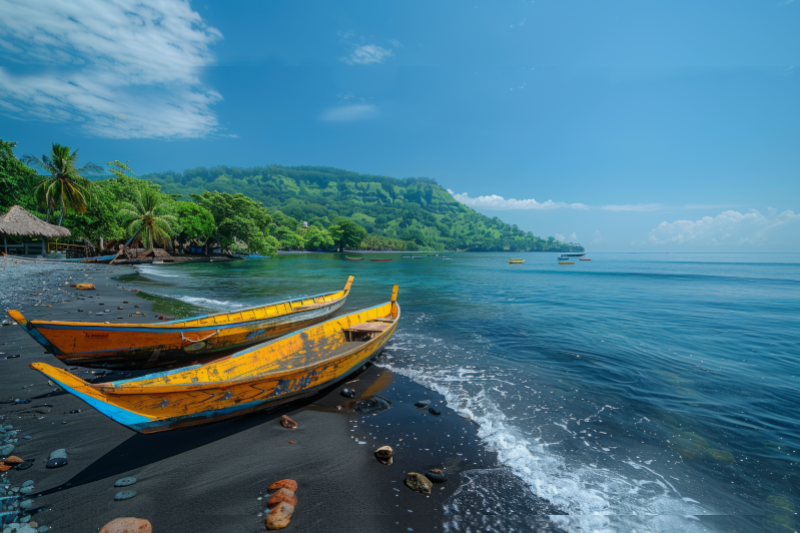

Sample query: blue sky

[1,0,798,251]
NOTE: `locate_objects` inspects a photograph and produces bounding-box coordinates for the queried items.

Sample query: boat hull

[31,297,400,433]
[9,278,354,369]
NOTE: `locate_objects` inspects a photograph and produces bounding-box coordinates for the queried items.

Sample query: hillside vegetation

[145,165,583,252]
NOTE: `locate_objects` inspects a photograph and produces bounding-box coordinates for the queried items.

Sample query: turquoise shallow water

[131,252,800,531]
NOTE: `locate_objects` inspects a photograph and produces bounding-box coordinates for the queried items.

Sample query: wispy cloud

[340,44,394,65]
[320,104,378,122]
[600,204,666,212]
[0,0,224,139]
[448,190,589,210]
[648,209,800,245]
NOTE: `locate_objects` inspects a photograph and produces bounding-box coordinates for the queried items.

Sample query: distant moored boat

[346,256,364,261]
[371,258,392,262]
[509,258,525,264]
[559,261,575,265]
[579,258,591,261]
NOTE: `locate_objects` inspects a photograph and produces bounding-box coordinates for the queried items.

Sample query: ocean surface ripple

[131,252,800,532]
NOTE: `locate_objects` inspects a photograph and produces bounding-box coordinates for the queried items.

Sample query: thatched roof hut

[0,205,71,238]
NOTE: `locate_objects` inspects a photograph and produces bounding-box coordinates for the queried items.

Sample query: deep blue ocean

[131,252,799,532]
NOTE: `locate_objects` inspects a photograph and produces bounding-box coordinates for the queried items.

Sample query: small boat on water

[370,258,392,262]
[31,286,401,433]
[559,261,575,265]
[9,277,356,369]
[579,258,592,261]
[346,256,364,261]
[561,253,586,257]
[509,259,525,264]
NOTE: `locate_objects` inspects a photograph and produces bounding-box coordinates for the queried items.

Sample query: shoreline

[0,258,567,531]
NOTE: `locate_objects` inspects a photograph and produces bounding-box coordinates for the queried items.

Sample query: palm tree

[119,186,177,249]
[22,143,102,225]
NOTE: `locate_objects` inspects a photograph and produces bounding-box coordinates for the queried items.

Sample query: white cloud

[648,209,800,245]
[320,104,378,122]
[591,231,605,245]
[340,44,394,65]
[600,204,666,212]
[448,190,589,210]
[554,233,565,241]
[570,232,577,240]
[0,0,223,139]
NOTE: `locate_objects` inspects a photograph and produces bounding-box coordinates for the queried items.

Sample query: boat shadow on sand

[36,365,374,495]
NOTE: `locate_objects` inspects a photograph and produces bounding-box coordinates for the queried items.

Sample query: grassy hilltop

[145,165,583,252]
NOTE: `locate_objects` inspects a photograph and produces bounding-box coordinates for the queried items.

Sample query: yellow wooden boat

[9,277,355,369]
[509,259,525,264]
[559,261,575,265]
[30,286,401,433]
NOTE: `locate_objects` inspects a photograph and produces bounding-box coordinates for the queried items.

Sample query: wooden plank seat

[344,321,391,342]
[370,317,394,323]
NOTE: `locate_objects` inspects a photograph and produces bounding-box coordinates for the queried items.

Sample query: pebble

[268,479,298,493]
[22,480,34,487]
[45,458,67,469]
[414,400,431,409]
[49,449,67,460]
[375,445,393,466]
[404,473,433,494]
[279,415,298,429]
[267,488,298,508]
[114,477,137,487]
[20,499,33,509]
[425,469,447,483]
[428,407,441,416]
[340,388,356,398]
[99,518,151,533]
[117,307,123,310]
[354,396,393,415]
[265,502,295,530]
[0,445,14,455]
[23,436,31,440]
[114,490,137,501]
[16,460,34,470]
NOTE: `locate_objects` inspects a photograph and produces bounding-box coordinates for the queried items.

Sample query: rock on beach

[268,479,298,493]
[267,488,298,508]
[99,517,152,533]
[265,502,295,530]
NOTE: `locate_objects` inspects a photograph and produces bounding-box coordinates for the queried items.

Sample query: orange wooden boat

[346,256,364,261]
[559,261,575,265]
[31,286,401,434]
[9,277,355,369]
[580,258,592,261]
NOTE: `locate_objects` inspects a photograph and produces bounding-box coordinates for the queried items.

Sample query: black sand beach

[1,259,564,532]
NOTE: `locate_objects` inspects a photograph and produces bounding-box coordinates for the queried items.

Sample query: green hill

[144,165,583,252]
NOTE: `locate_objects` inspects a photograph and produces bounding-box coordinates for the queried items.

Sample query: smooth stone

[117,307,123,310]
[23,436,31,440]
[114,477,137,487]
[426,469,447,483]
[13,400,30,405]
[49,449,67,460]
[267,488,298,508]
[414,400,431,409]
[38,527,49,533]
[20,499,33,509]
[22,480,34,487]
[265,502,295,530]
[279,415,298,429]
[17,460,34,470]
[99,518,152,533]
[671,432,710,460]
[268,479,298,493]
[428,407,441,416]
[354,396,393,415]
[703,448,736,463]
[114,490,137,501]
[0,445,14,455]
[405,472,432,494]
[17,528,35,533]
[3,426,11,431]
[375,445,394,465]
[340,388,356,398]
[45,458,66,469]
[20,487,33,495]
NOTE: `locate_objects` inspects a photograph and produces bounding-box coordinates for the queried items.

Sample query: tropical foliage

[145,165,584,252]
[22,143,102,225]
[119,185,177,249]
[0,141,583,253]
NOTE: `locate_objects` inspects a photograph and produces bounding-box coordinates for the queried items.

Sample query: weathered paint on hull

[31,295,400,433]
[9,277,354,369]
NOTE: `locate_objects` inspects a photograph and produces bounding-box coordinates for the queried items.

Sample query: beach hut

[0,205,71,256]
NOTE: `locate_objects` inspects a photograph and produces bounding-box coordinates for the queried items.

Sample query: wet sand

[1,263,564,532]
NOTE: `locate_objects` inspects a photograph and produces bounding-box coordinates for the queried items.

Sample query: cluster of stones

[372,442,447,495]
[0,477,49,533]
[265,479,298,530]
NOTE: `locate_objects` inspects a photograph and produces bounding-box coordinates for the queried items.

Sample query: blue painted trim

[33,369,151,427]
[15,318,63,355]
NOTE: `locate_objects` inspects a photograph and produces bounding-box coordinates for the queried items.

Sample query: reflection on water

[125,252,800,532]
